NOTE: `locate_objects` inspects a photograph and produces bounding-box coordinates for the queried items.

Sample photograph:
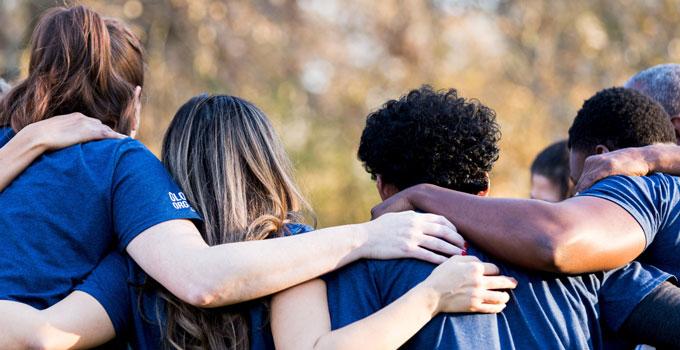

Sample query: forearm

[0,292,114,350]
[314,284,438,350]
[405,184,643,273]
[0,301,80,350]
[407,184,565,271]
[645,143,680,175]
[199,226,365,306]
[129,220,367,307]
[0,126,45,191]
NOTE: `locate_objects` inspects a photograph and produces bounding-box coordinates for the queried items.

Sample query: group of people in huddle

[1,5,680,350]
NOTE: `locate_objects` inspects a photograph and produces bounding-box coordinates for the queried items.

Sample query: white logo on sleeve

[169,192,194,211]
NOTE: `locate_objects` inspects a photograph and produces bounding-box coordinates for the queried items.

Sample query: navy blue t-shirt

[0,127,200,335]
[322,246,670,349]
[579,173,680,278]
[80,223,313,349]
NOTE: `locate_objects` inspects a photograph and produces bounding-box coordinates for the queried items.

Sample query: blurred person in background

[530,140,572,201]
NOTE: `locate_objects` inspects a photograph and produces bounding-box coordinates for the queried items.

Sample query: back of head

[0,6,143,134]
[530,140,570,199]
[106,18,144,88]
[160,94,310,349]
[568,87,676,153]
[358,85,501,194]
[625,64,680,118]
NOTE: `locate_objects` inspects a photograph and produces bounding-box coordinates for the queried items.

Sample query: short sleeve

[578,175,666,248]
[599,261,674,331]
[322,261,383,329]
[112,140,201,251]
[75,252,132,337]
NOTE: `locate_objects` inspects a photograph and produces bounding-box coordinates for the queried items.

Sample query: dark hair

[625,64,680,118]
[530,140,570,199]
[159,94,311,349]
[0,6,143,134]
[358,85,501,194]
[568,87,676,152]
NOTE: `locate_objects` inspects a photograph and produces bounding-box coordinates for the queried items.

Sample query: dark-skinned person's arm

[575,143,680,192]
[371,183,647,274]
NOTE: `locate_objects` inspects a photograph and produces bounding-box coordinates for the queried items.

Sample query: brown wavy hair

[159,94,311,349]
[0,6,143,134]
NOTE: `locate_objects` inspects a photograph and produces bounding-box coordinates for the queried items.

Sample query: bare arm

[271,256,517,350]
[0,113,125,191]
[0,291,114,350]
[372,184,646,274]
[126,211,465,308]
[575,143,680,193]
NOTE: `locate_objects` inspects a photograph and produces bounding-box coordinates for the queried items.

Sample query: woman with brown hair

[0,4,513,349]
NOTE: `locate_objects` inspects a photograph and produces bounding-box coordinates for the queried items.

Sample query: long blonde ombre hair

[159,94,311,349]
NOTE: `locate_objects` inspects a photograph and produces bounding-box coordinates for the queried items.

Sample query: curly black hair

[568,87,675,152]
[358,85,501,194]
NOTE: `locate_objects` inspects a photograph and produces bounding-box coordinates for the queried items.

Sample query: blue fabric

[579,174,680,278]
[113,223,314,349]
[75,253,133,338]
[0,127,200,311]
[322,245,670,350]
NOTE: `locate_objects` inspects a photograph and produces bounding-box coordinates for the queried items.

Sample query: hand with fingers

[421,255,518,314]
[22,112,127,152]
[371,190,416,219]
[359,210,466,265]
[574,147,655,193]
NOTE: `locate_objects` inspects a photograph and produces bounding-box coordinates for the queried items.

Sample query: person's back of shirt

[0,127,199,312]
[323,244,668,349]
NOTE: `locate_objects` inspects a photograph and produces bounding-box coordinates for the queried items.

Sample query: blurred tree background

[1,0,679,227]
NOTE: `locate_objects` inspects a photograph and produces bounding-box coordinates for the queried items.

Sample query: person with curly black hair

[357,86,500,195]
[272,86,672,349]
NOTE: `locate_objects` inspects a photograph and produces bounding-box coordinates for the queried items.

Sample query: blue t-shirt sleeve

[578,175,668,248]
[599,261,673,331]
[75,252,132,337]
[111,140,201,251]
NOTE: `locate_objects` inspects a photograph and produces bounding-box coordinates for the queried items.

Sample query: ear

[594,144,610,154]
[129,86,142,139]
[477,172,491,197]
[376,175,400,201]
[670,116,680,145]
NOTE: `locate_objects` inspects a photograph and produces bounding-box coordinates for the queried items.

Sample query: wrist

[19,124,47,153]
[413,281,442,317]
[350,222,371,260]
[645,144,671,173]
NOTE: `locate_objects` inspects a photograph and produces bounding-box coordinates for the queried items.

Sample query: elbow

[180,283,220,308]
[179,276,246,308]
[533,227,581,274]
